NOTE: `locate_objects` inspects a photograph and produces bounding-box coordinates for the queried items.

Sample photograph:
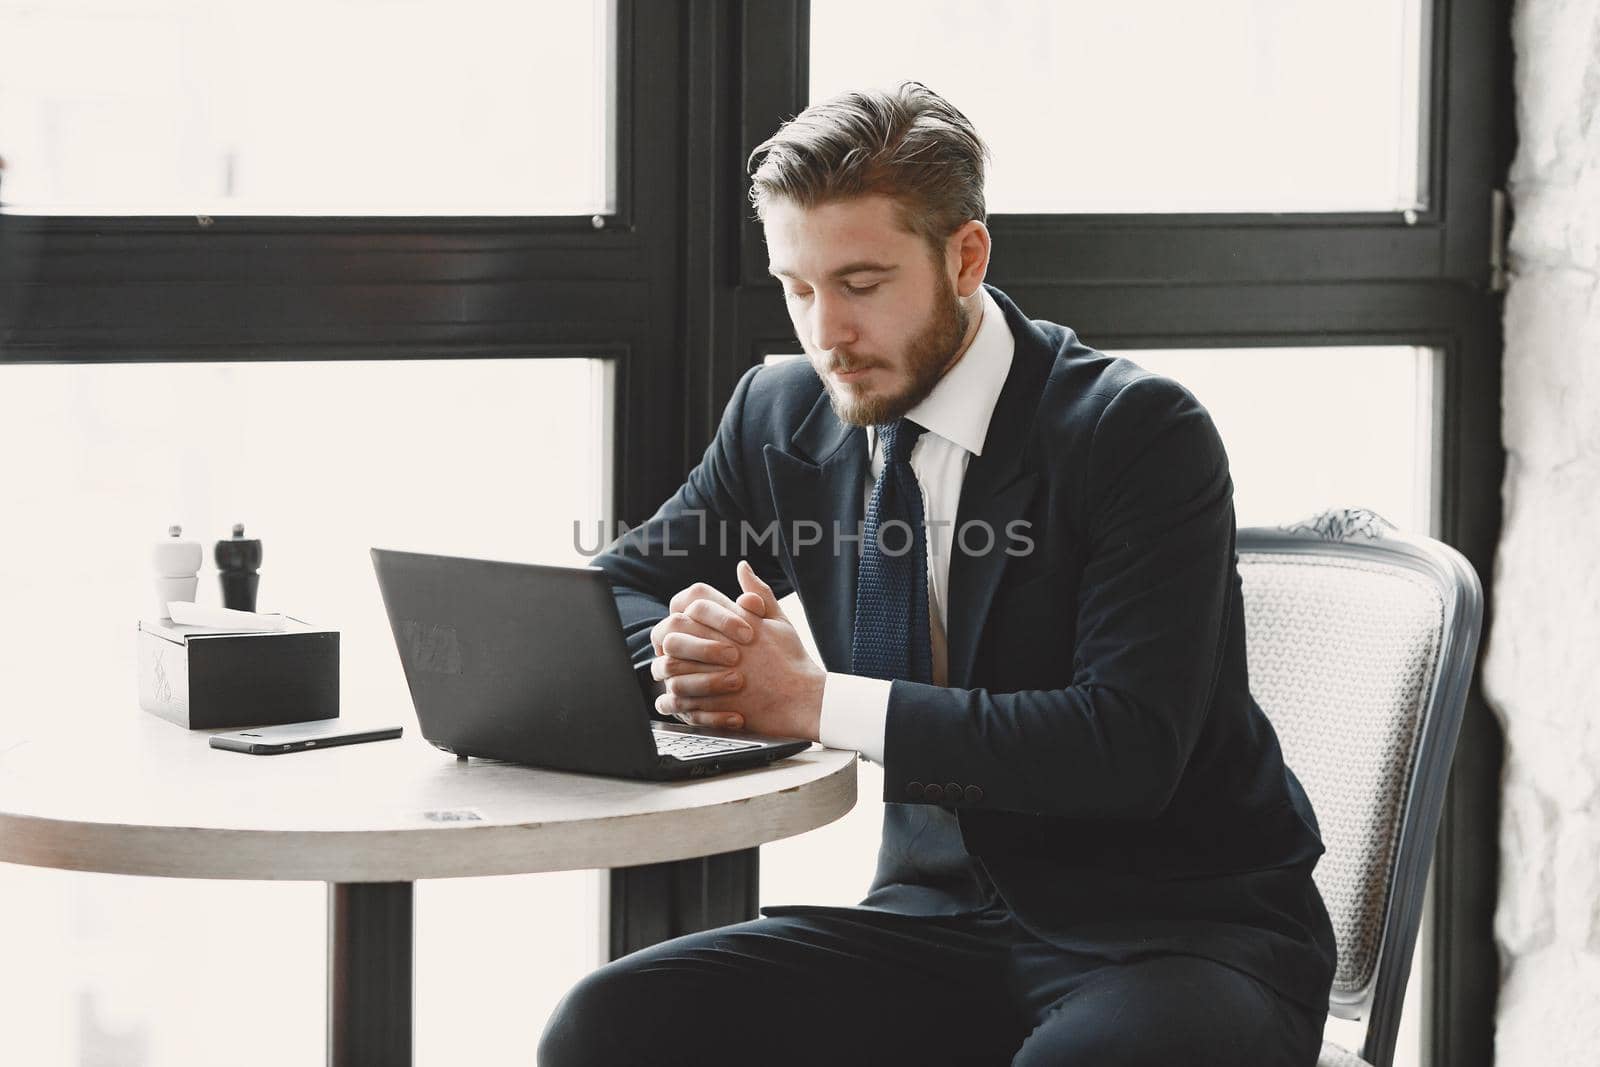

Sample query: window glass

[0,0,614,215]
[810,0,1428,213]
[0,356,611,1063]
[1119,345,1435,531]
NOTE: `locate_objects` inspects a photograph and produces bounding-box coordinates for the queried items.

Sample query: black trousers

[537,900,1327,1066]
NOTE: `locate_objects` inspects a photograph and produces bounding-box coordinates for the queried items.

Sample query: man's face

[765,194,971,427]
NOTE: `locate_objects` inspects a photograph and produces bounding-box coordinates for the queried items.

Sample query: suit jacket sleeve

[883,374,1235,819]
[591,363,796,690]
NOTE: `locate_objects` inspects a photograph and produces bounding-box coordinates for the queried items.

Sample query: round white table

[0,714,857,1065]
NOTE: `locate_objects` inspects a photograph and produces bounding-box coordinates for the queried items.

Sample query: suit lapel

[764,392,867,673]
[944,294,1054,689]
[761,287,1055,685]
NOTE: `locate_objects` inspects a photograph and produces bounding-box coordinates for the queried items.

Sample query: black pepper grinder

[215,523,262,612]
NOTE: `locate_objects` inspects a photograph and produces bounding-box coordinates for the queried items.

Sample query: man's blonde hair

[747,82,990,254]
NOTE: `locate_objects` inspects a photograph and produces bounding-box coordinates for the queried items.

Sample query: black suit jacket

[593,284,1337,1011]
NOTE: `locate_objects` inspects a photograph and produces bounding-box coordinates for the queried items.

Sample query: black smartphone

[209,719,403,755]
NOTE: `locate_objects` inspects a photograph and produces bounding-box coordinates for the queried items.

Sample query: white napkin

[166,602,288,632]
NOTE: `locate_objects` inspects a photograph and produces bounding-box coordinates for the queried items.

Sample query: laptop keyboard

[654,730,763,760]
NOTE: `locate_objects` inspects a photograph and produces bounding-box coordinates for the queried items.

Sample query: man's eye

[787,289,813,301]
[845,283,879,295]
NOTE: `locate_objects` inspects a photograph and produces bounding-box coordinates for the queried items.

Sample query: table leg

[328,881,413,1066]
[607,847,759,958]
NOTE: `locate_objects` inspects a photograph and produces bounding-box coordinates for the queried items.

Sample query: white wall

[1483,0,1600,1060]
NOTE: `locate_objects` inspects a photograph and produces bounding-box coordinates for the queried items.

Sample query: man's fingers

[649,655,695,681]
[654,692,744,730]
[667,581,741,617]
[661,631,741,666]
[664,670,743,699]
[649,611,731,656]
[737,560,784,618]
[682,597,755,644]
[652,653,736,681]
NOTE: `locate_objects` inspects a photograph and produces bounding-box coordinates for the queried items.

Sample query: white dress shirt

[816,286,1015,764]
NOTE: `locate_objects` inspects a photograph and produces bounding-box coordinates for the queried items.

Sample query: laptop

[370,548,812,780]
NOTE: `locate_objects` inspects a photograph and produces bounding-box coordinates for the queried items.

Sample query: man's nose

[809,292,857,353]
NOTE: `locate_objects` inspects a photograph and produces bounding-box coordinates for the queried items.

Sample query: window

[810,0,1428,213]
[0,357,612,1062]
[1121,346,1436,531]
[0,8,698,1054]
[0,0,615,215]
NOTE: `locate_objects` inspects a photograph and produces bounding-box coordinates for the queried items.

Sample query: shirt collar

[869,286,1014,459]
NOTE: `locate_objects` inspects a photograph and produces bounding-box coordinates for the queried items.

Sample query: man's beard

[821,281,972,428]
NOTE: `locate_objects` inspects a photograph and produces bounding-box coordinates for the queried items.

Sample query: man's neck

[937,290,987,380]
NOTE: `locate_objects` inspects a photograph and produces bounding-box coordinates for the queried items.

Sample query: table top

[0,713,857,883]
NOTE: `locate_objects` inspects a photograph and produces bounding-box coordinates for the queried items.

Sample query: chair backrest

[1237,508,1482,1067]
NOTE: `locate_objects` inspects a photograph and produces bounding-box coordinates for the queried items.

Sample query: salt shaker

[152,525,201,620]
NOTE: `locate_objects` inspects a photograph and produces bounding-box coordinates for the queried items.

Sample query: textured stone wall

[1483,0,1600,1060]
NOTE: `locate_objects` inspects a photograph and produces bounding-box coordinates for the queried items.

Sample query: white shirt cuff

[818,672,891,765]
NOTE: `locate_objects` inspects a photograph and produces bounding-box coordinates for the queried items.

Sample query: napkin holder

[137,616,339,729]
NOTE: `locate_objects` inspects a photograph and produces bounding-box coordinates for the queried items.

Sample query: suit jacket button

[943,782,962,803]
[924,783,944,802]
[964,785,983,804]
[906,780,925,799]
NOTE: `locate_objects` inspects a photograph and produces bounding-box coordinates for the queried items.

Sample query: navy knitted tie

[852,418,932,684]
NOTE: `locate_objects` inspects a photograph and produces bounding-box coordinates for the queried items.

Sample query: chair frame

[1238,509,1483,1067]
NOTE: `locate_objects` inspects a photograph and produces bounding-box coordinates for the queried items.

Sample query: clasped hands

[649,560,824,741]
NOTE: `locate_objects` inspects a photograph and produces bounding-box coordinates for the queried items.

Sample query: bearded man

[539,82,1336,1066]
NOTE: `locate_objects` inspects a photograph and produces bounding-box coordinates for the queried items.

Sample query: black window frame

[0,0,694,530]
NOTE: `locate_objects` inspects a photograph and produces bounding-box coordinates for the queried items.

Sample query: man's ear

[948,220,991,298]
